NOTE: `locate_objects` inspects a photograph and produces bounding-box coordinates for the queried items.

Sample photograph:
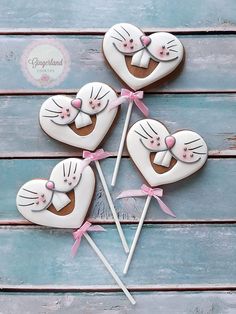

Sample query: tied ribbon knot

[117,184,176,218]
[109,88,149,117]
[72,221,105,256]
[81,149,113,171]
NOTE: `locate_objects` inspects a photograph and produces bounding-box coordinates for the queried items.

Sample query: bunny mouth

[69,115,97,136]
[47,190,75,216]
[125,56,159,78]
[150,152,177,174]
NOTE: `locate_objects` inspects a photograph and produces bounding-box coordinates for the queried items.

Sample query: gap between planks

[1,284,236,293]
[1,220,236,226]
[1,90,236,96]
[0,152,235,159]
[0,27,236,35]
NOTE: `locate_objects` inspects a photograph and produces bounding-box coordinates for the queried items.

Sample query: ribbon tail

[71,236,82,257]
[108,96,128,110]
[155,196,176,218]
[88,225,106,232]
[134,99,149,117]
[80,158,92,173]
[116,190,146,199]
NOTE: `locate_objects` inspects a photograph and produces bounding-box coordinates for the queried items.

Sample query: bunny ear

[16,179,53,214]
[39,95,79,126]
[49,158,83,192]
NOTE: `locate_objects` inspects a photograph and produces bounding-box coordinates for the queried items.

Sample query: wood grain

[3,158,236,222]
[0,35,236,93]
[0,0,235,30]
[1,291,236,313]
[0,224,236,287]
[0,94,235,157]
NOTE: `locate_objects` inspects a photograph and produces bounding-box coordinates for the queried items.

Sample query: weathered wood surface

[0,35,236,93]
[1,292,236,314]
[1,158,236,223]
[0,224,236,286]
[0,0,235,30]
[0,94,235,157]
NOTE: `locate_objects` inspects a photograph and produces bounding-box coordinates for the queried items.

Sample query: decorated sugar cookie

[127,119,208,187]
[39,84,129,253]
[16,158,95,228]
[39,82,118,151]
[118,119,208,274]
[16,158,135,304]
[103,23,184,90]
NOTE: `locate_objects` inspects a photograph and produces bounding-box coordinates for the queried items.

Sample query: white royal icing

[16,158,95,228]
[39,82,118,151]
[127,119,208,187]
[103,23,184,90]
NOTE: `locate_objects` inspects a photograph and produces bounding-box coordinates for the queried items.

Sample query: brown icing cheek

[150,152,177,174]
[47,190,75,216]
[125,56,159,78]
[69,115,97,136]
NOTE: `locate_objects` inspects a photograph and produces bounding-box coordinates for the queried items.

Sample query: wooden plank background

[0,0,236,312]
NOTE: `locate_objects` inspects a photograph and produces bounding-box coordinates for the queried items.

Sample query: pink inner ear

[140,35,151,47]
[71,98,82,109]
[165,136,176,149]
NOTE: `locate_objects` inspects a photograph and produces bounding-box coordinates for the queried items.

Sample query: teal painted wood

[0,35,236,92]
[1,292,236,313]
[0,94,235,156]
[1,158,236,222]
[0,0,235,29]
[0,224,236,286]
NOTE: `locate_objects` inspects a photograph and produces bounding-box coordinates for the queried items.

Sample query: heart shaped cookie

[103,23,184,91]
[16,158,95,228]
[127,119,208,187]
[39,82,118,151]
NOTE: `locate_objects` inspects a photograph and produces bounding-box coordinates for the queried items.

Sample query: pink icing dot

[71,98,82,109]
[165,136,176,149]
[46,181,54,190]
[140,35,151,47]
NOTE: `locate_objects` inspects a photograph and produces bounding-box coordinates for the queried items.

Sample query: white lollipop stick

[123,195,151,274]
[84,232,136,304]
[95,160,129,254]
[111,100,133,187]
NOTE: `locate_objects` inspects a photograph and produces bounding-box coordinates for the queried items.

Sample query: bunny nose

[165,136,176,149]
[71,98,82,109]
[46,180,55,190]
[140,35,151,47]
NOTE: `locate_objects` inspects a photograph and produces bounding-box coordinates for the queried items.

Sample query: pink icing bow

[81,149,113,170]
[117,184,176,217]
[72,221,105,256]
[109,88,149,117]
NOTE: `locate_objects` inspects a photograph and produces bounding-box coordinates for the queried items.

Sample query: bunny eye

[64,178,67,182]
[89,100,93,104]
[73,176,76,180]
[130,39,133,43]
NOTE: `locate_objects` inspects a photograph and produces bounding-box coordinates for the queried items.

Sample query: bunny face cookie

[39,82,118,151]
[16,158,95,228]
[127,119,207,187]
[103,23,184,90]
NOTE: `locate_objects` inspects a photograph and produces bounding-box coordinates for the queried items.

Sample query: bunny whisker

[113,28,126,40]
[74,162,77,174]
[95,86,103,99]
[169,49,178,52]
[19,195,38,200]
[185,138,201,145]
[98,90,110,100]
[192,151,207,155]
[167,39,175,45]
[23,188,37,195]
[135,130,148,139]
[45,109,62,114]
[189,145,203,151]
[68,161,72,177]
[111,36,123,42]
[90,86,94,98]
[18,203,35,207]
[146,121,158,135]
[140,124,153,138]
[167,44,178,49]
[63,163,66,177]
[52,98,63,109]
[120,25,130,36]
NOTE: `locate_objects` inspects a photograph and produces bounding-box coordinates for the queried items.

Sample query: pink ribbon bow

[72,221,105,256]
[81,149,113,171]
[109,88,149,117]
[117,184,176,217]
